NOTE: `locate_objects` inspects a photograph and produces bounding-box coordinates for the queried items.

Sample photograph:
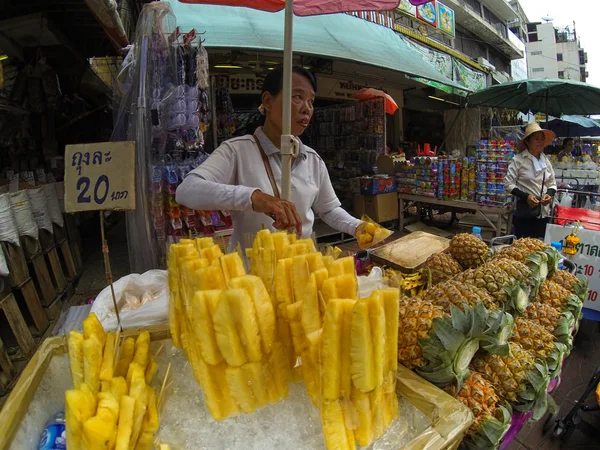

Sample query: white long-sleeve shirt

[505,150,557,218]
[176,127,361,250]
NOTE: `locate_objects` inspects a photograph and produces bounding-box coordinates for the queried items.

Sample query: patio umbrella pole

[280,0,297,201]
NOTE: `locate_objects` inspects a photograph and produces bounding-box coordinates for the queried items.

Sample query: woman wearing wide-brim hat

[505,122,557,239]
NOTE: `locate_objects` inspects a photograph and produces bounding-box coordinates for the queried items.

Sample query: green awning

[166,1,470,93]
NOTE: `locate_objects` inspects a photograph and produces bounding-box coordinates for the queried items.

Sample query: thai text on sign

[64,141,136,213]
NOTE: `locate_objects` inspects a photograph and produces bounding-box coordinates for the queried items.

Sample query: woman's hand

[251,190,302,235]
[527,194,540,208]
[541,194,552,206]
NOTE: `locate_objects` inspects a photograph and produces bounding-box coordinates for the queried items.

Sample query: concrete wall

[527,23,558,78]
[557,40,582,80]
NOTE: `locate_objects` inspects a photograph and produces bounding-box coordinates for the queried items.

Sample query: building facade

[526,21,588,81]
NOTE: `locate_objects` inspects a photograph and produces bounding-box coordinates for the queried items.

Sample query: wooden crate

[0,292,35,359]
[57,239,78,281]
[43,296,62,321]
[12,279,48,336]
[29,253,56,307]
[19,236,42,261]
[0,241,29,288]
[45,248,67,294]
[38,229,55,253]
[0,337,15,395]
[63,213,83,270]
[52,223,67,243]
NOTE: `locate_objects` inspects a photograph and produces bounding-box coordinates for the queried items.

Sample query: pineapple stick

[126,363,145,390]
[82,410,117,450]
[143,386,159,433]
[83,334,103,394]
[129,375,150,449]
[370,386,385,440]
[83,312,106,348]
[99,332,116,382]
[115,395,136,450]
[65,385,96,450]
[111,377,129,402]
[321,400,354,450]
[380,288,400,375]
[368,292,386,389]
[195,356,227,420]
[213,291,249,367]
[132,331,150,371]
[321,299,346,400]
[242,361,269,407]
[292,255,310,303]
[350,298,375,393]
[114,337,135,378]
[351,386,373,447]
[275,259,294,305]
[134,432,154,450]
[145,356,158,385]
[168,289,182,348]
[340,301,354,398]
[225,366,258,413]
[68,331,85,388]
[301,274,321,336]
[191,290,224,365]
[100,381,110,392]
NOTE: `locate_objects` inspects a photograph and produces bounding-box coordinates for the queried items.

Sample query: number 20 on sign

[64,141,136,213]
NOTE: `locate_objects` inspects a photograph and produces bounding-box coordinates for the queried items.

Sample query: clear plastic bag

[355,214,393,250]
[90,269,169,331]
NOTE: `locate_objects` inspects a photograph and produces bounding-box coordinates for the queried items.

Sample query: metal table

[398,193,515,237]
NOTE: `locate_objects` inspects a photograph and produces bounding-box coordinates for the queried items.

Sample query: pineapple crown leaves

[574,276,589,300]
[543,247,559,272]
[547,342,569,378]
[503,283,530,314]
[480,311,514,356]
[464,403,513,450]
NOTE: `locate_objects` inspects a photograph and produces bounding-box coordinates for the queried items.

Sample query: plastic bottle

[472,226,483,240]
[38,412,66,450]
[551,241,565,271]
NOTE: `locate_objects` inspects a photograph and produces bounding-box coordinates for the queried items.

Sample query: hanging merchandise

[0,193,20,247]
[215,84,236,144]
[27,187,53,234]
[9,190,39,240]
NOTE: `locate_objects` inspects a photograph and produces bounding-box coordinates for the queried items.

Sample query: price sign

[545,224,600,312]
[64,141,135,213]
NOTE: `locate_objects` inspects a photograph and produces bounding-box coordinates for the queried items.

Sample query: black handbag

[515,198,541,218]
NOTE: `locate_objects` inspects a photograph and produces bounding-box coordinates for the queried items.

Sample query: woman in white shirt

[505,122,557,239]
[176,66,362,250]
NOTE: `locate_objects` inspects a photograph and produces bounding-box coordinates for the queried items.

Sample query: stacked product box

[396,161,416,194]
[476,140,515,207]
[414,157,438,198]
[437,156,462,200]
[460,157,477,202]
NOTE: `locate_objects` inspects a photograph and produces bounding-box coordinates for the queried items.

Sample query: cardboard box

[360,176,397,195]
[355,193,398,222]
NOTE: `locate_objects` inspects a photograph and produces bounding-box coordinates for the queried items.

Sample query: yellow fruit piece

[197,265,227,291]
[327,256,355,278]
[370,386,385,440]
[133,331,150,371]
[191,290,223,365]
[65,385,96,450]
[83,313,106,348]
[365,223,377,235]
[383,390,399,429]
[271,231,290,260]
[369,292,386,389]
[158,445,171,450]
[323,255,334,270]
[129,371,149,406]
[275,258,294,305]
[145,356,158,385]
[351,386,373,447]
[196,237,215,250]
[111,377,128,402]
[321,299,355,400]
[242,361,269,407]
[357,233,373,245]
[213,289,261,366]
[301,352,320,407]
[380,288,400,373]
[229,275,276,354]
[82,410,117,450]
[287,301,308,355]
[322,275,358,303]
[340,301,354,398]
[115,395,136,450]
[114,337,135,378]
[292,255,311,303]
[297,238,317,253]
[313,268,329,292]
[68,331,85,389]
[201,244,224,264]
[226,365,258,413]
[284,243,307,258]
[126,363,145,391]
[350,298,374,392]
[135,431,154,450]
[276,315,297,375]
[100,381,110,392]
[306,329,322,367]
[169,290,182,348]
[143,386,159,433]
[99,332,116,382]
[305,252,325,273]
[302,274,322,336]
[196,357,235,420]
[269,341,292,398]
[220,253,247,283]
[130,397,148,449]
[83,335,102,394]
[321,400,356,450]
[97,392,120,422]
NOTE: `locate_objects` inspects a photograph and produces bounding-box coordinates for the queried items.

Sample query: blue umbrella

[546,115,600,137]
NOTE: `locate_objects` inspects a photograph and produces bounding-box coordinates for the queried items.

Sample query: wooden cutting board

[370,231,450,272]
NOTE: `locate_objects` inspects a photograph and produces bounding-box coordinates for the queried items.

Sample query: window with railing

[557,53,563,61]
[558,71,565,78]
[464,0,482,16]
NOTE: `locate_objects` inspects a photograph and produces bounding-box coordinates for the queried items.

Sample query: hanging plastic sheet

[9,191,39,239]
[0,193,20,247]
[111,2,178,273]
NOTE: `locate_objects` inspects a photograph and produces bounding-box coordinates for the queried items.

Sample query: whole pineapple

[422,279,498,313]
[454,260,531,313]
[493,245,551,282]
[549,270,588,302]
[449,233,490,269]
[423,252,463,284]
[471,343,550,420]
[510,317,568,378]
[397,298,506,387]
[445,372,511,450]
[535,280,583,319]
[512,238,549,252]
[522,303,575,346]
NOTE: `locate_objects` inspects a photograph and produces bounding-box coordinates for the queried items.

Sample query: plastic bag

[90,269,169,331]
[27,187,53,233]
[357,266,385,298]
[0,244,8,277]
[9,190,39,239]
[559,192,573,208]
[355,215,393,250]
[0,193,20,247]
